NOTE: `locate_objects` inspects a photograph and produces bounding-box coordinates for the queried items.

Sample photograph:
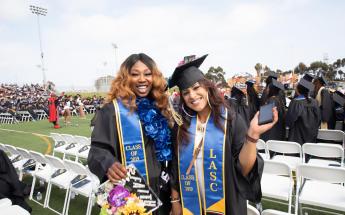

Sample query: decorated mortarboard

[271,79,285,91]
[298,78,314,92]
[169,54,208,90]
[317,73,328,85]
[333,91,345,106]
[231,83,246,95]
[302,72,315,82]
[267,71,278,79]
[245,80,256,86]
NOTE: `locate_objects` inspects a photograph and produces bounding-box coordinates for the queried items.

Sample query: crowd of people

[0,83,104,123]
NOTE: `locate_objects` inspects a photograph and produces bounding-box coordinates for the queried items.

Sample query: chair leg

[62,189,70,215]
[29,176,36,200]
[44,182,52,208]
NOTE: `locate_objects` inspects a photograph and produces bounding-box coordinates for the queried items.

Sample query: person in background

[169,54,278,215]
[48,92,60,129]
[286,79,321,144]
[260,79,286,141]
[261,71,286,107]
[246,79,260,120]
[227,83,251,127]
[313,73,335,129]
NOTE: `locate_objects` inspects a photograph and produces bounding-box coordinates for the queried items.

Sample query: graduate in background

[169,54,278,215]
[332,90,345,131]
[260,79,286,141]
[246,80,260,121]
[87,53,173,215]
[227,83,251,127]
[286,79,321,145]
[260,71,286,107]
[313,73,335,129]
[48,92,60,129]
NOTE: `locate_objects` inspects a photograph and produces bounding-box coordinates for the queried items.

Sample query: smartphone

[258,103,274,125]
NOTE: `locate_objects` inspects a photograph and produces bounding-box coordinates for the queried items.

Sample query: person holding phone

[169,55,278,215]
[260,79,286,141]
[87,53,174,215]
[286,79,321,144]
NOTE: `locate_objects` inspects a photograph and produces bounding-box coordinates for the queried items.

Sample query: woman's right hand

[106,162,127,183]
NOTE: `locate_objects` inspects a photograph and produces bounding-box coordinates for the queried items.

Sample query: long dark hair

[247,84,259,109]
[177,78,231,145]
[297,84,311,103]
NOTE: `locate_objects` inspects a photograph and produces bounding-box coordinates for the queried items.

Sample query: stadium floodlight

[30,5,48,86]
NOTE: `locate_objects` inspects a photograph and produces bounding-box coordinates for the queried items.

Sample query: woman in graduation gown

[260,79,286,141]
[169,55,278,215]
[227,84,251,127]
[87,53,173,214]
[246,80,260,121]
[286,79,321,145]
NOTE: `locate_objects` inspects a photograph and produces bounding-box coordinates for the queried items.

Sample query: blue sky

[0,0,344,90]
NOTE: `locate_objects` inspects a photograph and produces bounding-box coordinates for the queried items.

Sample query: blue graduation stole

[113,99,149,183]
[178,109,227,215]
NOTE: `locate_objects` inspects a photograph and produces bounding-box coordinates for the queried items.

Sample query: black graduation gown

[261,87,286,107]
[227,98,251,127]
[261,96,286,141]
[319,89,336,129]
[286,97,321,145]
[247,95,259,121]
[171,109,264,215]
[87,102,171,215]
[0,150,32,213]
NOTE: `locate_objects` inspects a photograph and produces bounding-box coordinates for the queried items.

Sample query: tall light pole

[111,43,118,72]
[30,5,48,86]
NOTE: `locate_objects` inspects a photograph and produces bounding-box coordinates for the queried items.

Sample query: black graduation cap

[245,80,255,86]
[302,72,314,82]
[169,54,208,90]
[333,91,345,106]
[298,78,314,92]
[271,79,285,91]
[317,73,328,85]
[267,71,278,79]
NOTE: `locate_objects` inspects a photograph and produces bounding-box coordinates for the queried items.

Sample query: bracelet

[170,199,180,203]
[170,197,180,203]
[246,134,258,143]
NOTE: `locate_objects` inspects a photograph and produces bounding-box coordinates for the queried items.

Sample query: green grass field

[0,115,343,215]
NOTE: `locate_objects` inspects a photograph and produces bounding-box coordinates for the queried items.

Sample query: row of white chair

[50,133,91,162]
[28,151,100,215]
[261,159,345,214]
[257,140,344,171]
[247,204,292,215]
[0,198,30,215]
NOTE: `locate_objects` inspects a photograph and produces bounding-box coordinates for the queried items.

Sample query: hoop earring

[207,93,212,109]
[182,103,196,118]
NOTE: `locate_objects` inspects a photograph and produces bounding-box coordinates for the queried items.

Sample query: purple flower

[107,185,130,207]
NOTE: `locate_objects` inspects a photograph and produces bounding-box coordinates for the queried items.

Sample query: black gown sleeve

[229,112,264,203]
[321,89,335,123]
[87,103,120,182]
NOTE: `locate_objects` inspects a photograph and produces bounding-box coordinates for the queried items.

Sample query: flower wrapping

[96,164,162,215]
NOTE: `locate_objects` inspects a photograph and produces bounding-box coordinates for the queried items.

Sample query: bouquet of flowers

[96,164,162,215]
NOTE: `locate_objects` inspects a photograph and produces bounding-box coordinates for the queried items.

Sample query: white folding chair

[266,140,302,171]
[295,164,345,214]
[257,139,269,160]
[1,205,30,215]
[44,155,76,215]
[261,160,294,213]
[302,143,344,167]
[50,133,67,157]
[262,209,292,215]
[317,129,345,148]
[4,144,21,161]
[15,147,35,180]
[60,134,80,160]
[64,160,100,215]
[29,151,54,207]
[0,198,12,209]
[247,204,260,215]
[73,135,91,161]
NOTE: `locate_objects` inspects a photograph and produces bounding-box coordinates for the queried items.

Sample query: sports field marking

[0,128,52,154]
